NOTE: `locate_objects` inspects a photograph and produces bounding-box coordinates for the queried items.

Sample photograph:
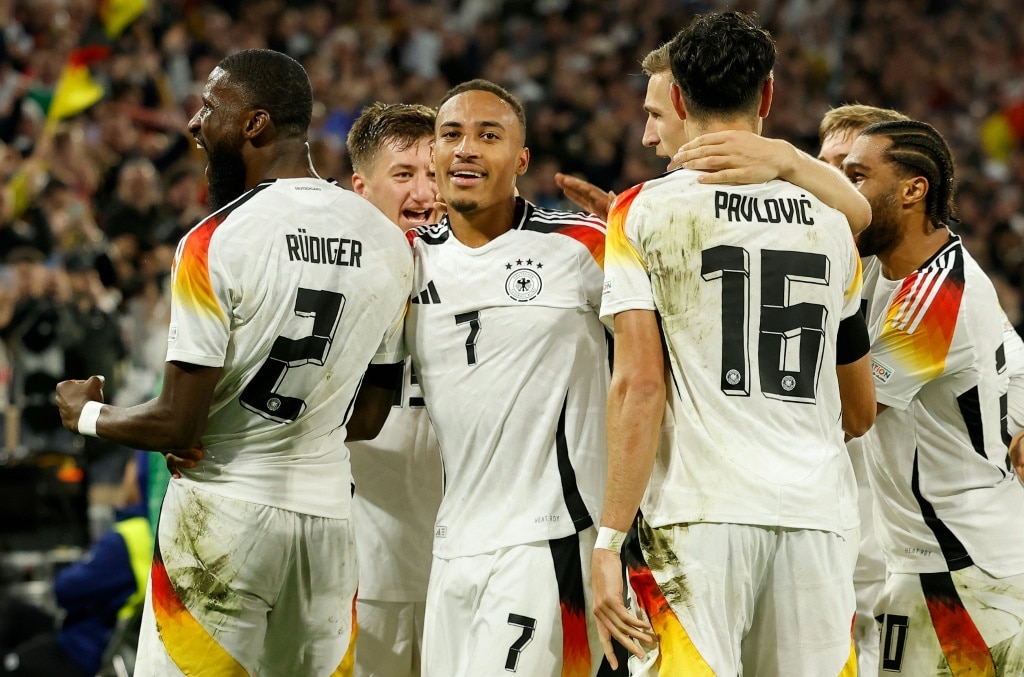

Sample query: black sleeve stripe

[836,309,870,366]
[361,362,404,390]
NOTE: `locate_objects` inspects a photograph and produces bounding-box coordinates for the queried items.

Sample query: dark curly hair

[217,49,313,138]
[669,12,776,123]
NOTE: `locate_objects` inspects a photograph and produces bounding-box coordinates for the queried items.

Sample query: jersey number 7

[240,288,346,423]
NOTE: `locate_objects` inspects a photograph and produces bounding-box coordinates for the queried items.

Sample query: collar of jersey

[254,176,338,188]
[438,196,531,253]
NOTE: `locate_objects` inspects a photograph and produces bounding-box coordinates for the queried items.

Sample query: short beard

[857,192,902,258]
[448,198,479,215]
[206,142,247,211]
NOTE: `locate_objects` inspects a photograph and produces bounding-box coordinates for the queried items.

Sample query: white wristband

[77,401,105,437]
[594,526,628,553]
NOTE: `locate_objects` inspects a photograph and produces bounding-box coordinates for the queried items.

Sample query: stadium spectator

[0,451,152,677]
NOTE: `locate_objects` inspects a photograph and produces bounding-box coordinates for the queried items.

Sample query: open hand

[591,548,653,669]
[670,130,793,185]
[555,173,615,222]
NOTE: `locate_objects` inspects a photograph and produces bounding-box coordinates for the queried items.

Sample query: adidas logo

[411,280,441,304]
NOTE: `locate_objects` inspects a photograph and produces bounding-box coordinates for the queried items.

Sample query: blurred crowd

[1,0,1023,485]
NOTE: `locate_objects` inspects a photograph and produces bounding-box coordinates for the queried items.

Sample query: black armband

[836,310,870,365]
[361,362,404,390]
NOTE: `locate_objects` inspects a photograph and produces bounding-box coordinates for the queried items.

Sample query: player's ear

[758,77,774,119]
[670,82,687,121]
[901,175,928,208]
[515,146,530,177]
[351,173,367,197]
[244,109,270,140]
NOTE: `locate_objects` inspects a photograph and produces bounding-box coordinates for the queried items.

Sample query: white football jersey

[406,198,608,559]
[166,178,412,519]
[602,170,861,534]
[350,358,442,602]
[862,237,1024,576]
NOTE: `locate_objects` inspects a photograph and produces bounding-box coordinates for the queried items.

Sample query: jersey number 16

[702,245,830,404]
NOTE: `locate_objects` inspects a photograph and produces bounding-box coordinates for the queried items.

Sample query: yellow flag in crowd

[46,0,147,125]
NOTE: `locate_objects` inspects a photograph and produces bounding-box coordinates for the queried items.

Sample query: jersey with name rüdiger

[166,178,412,519]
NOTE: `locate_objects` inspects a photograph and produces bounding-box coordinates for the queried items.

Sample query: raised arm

[671,130,871,234]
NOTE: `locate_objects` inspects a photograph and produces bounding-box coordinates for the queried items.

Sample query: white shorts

[135,481,358,677]
[355,599,425,677]
[421,528,602,676]
[625,520,857,677]
[876,566,1024,675]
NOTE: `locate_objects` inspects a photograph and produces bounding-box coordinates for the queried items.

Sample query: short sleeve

[166,220,233,367]
[841,238,862,320]
[999,310,1024,436]
[372,301,408,365]
[870,265,967,410]
[600,183,656,326]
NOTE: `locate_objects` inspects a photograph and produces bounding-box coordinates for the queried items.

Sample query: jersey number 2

[701,246,829,403]
[240,288,345,423]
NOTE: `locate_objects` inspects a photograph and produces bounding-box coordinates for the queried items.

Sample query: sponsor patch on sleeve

[871,357,894,383]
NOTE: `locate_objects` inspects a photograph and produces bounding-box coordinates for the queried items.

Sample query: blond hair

[641,42,672,76]
[818,104,908,145]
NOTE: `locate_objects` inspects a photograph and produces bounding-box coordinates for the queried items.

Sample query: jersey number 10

[701,245,830,404]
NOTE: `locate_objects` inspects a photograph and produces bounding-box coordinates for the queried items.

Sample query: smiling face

[433,89,529,217]
[187,67,249,210]
[642,70,687,160]
[352,137,438,231]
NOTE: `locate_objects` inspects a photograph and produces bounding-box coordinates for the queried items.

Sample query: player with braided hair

[844,120,1024,675]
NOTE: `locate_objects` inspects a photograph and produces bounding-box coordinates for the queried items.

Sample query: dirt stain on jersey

[640,521,692,610]
[171,490,243,616]
[990,630,1024,676]
[646,211,714,319]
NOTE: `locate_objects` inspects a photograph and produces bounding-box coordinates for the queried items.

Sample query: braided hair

[860,120,956,226]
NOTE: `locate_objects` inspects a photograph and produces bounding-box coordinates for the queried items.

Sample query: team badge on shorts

[505,259,543,302]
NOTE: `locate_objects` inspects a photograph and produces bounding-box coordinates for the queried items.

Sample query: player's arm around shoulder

[672,130,871,234]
